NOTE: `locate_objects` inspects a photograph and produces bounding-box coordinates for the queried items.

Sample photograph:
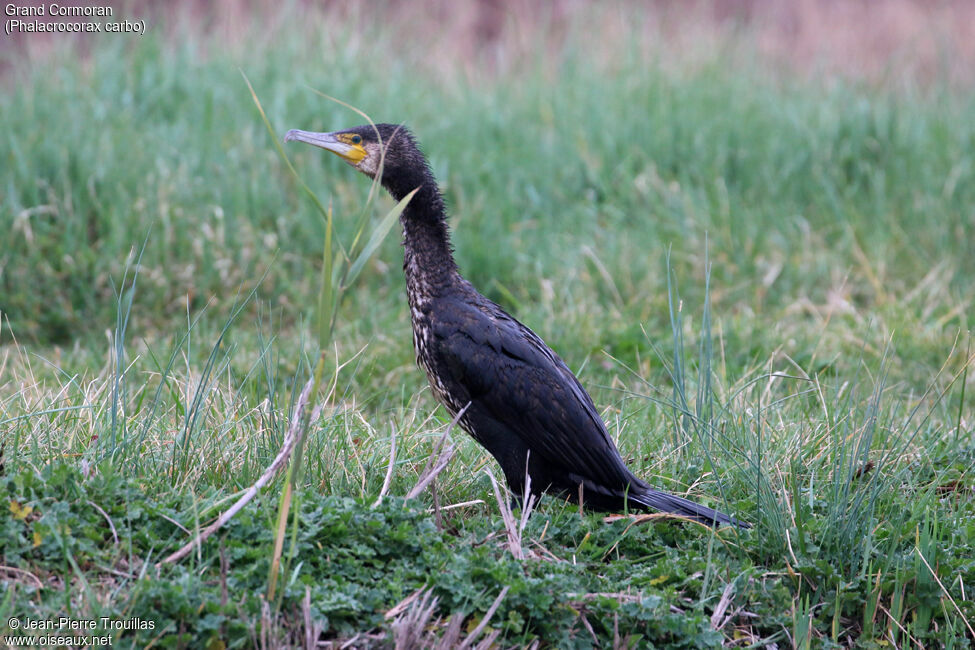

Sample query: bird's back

[411,279,643,501]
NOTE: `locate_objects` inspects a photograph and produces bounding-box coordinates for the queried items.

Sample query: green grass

[2,5,974,648]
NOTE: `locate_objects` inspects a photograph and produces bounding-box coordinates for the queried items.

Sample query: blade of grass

[344,187,418,287]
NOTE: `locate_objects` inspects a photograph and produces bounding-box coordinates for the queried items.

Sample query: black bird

[285,123,747,528]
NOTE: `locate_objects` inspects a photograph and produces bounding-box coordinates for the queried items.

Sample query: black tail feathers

[631,488,750,529]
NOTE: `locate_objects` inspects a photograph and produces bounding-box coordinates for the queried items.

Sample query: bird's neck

[391,179,459,296]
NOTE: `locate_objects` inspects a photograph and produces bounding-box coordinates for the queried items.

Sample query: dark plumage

[285,123,747,528]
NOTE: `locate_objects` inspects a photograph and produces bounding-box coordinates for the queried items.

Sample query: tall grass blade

[107,231,150,460]
[345,187,418,287]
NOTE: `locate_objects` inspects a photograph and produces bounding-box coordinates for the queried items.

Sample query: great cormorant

[285,123,747,528]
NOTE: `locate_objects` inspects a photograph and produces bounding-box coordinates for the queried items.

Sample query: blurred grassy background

[1,0,972,352]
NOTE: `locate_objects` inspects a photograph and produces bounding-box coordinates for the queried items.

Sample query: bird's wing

[430,296,633,488]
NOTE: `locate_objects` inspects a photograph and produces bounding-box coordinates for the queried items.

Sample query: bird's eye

[351,134,362,144]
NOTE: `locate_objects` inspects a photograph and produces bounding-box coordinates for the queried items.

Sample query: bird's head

[285,123,427,199]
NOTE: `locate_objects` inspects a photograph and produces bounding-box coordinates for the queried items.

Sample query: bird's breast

[405,292,472,428]
[413,324,469,424]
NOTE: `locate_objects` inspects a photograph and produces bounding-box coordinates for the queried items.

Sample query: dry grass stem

[426,499,484,514]
[159,375,323,565]
[485,466,537,560]
[302,586,324,650]
[405,403,469,500]
[710,580,737,630]
[915,545,975,641]
[371,422,397,508]
[388,586,508,650]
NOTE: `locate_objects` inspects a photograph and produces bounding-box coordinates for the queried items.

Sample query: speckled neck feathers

[382,152,458,296]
